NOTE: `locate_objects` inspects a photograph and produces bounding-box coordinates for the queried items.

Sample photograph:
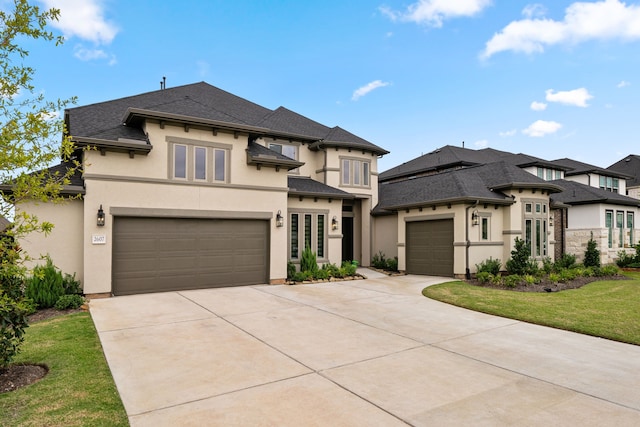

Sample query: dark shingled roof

[550,158,631,179]
[550,179,640,207]
[66,82,387,155]
[379,145,571,182]
[287,176,353,199]
[375,161,561,212]
[246,142,304,170]
[607,154,640,187]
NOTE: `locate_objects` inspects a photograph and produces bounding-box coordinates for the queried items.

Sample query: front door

[342,216,354,262]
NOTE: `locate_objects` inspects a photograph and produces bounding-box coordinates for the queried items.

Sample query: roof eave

[382,196,514,212]
[246,153,304,171]
[309,140,389,156]
[287,190,354,200]
[71,136,153,155]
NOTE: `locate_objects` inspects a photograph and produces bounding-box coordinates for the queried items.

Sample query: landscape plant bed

[467,274,629,293]
[287,274,365,285]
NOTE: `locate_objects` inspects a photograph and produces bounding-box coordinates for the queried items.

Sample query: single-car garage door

[406,219,454,277]
[112,217,269,295]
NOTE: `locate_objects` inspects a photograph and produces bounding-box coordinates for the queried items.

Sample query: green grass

[0,312,129,426]
[423,271,640,345]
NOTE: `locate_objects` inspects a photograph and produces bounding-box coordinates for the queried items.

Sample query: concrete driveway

[90,270,640,426]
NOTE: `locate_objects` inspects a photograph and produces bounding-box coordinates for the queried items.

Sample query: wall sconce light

[471,210,479,226]
[331,216,339,231]
[549,215,554,227]
[276,210,284,228]
[97,205,105,227]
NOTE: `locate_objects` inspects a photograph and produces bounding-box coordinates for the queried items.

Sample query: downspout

[465,200,479,279]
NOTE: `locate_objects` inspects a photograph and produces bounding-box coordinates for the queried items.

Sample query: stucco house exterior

[608,154,640,200]
[372,145,640,276]
[17,82,387,296]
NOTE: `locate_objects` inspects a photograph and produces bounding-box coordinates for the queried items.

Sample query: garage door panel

[113,217,269,295]
[406,219,454,277]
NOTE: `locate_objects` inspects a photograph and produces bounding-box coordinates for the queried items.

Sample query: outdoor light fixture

[331,216,339,231]
[276,210,284,227]
[471,210,479,226]
[97,205,105,227]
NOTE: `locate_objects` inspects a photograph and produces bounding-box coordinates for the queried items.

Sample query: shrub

[559,269,578,282]
[371,251,387,269]
[300,245,319,274]
[340,261,357,277]
[313,269,329,281]
[490,274,503,286]
[616,250,635,268]
[25,258,65,309]
[386,257,398,272]
[523,275,538,285]
[62,273,82,295]
[287,261,296,280]
[548,273,561,284]
[292,271,310,282]
[506,238,533,275]
[476,271,492,283]
[476,257,501,275]
[555,253,577,270]
[54,294,85,310]
[322,263,341,278]
[542,257,554,274]
[597,265,620,277]
[583,237,601,268]
[0,292,31,371]
[503,275,521,288]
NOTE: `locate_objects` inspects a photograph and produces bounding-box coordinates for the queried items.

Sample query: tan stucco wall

[17,199,84,284]
[372,214,398,261]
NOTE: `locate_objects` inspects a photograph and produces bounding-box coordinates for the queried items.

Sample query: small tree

[0,0,77,370]
[583,234,601,268]
[506,237,533,275]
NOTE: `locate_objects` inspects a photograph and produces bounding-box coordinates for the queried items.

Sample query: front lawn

[423,271,640,345]
[0,312,128,426]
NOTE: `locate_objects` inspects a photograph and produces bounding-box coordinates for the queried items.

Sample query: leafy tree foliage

[0,0,76,369]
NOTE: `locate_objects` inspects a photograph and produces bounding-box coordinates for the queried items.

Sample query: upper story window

[269,142,299,173]
[599,176,619,193]
[341,158,370,188]
[536,167,561,181]
[169,138,230,183]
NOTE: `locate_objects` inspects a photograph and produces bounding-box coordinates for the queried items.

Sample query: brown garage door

[112,217,269,295]
[406,219,454,277]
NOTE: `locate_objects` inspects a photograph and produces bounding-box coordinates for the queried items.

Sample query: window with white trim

[524,200,548,258]
[289,212,327,260]
[341,158,371,187]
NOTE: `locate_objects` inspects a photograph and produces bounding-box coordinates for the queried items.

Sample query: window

[173,145,187,179]
[341,158,371,187]
[481,216,489,241]
[169,139,230,183]
[617,211,624,248]
[269,142,297,160]
[546,169,553,180]
[194,147,207,181]
[524,200,548,257]
[289,212,327,260]
[555,170,562,179]
[606,210,613,248]
[628,212,635,246]
[537,167,544,179]
[536,167,558,181]
[214,149,226,182]
[600,176,619,193]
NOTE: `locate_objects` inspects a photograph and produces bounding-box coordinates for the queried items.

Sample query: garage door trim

[110,206,273,220]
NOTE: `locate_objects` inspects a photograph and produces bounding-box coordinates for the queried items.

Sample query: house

[372,145,640,276]
[608,154,640,200]
[17,82,388,296]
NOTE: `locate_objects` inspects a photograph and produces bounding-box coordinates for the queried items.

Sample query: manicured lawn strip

[422,275,640,346]
[0,312,128,426]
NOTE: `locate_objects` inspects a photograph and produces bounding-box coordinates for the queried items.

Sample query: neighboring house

[18,82,387,296]
[372,145,640,276]
[608,154,640,200]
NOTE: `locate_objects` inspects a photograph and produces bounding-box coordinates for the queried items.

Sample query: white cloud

[380,0,492,27]
[474,139,489,148]
[522,4,547,19]
[545,88,593,107]
[617,80,631,88]
[499,129,517,137]
[522,120,562,137]
[40,0,118,44]
[351,80,390,101]
[530,101,547,111]
[73,45,107,61]
[481,0,640,59]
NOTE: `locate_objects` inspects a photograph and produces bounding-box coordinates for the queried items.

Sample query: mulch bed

[466,275,629,292]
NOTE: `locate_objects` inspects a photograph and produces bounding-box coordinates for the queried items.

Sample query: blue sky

[25,0,640,172]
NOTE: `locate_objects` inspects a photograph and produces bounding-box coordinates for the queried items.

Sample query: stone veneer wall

[566,228,638,265]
